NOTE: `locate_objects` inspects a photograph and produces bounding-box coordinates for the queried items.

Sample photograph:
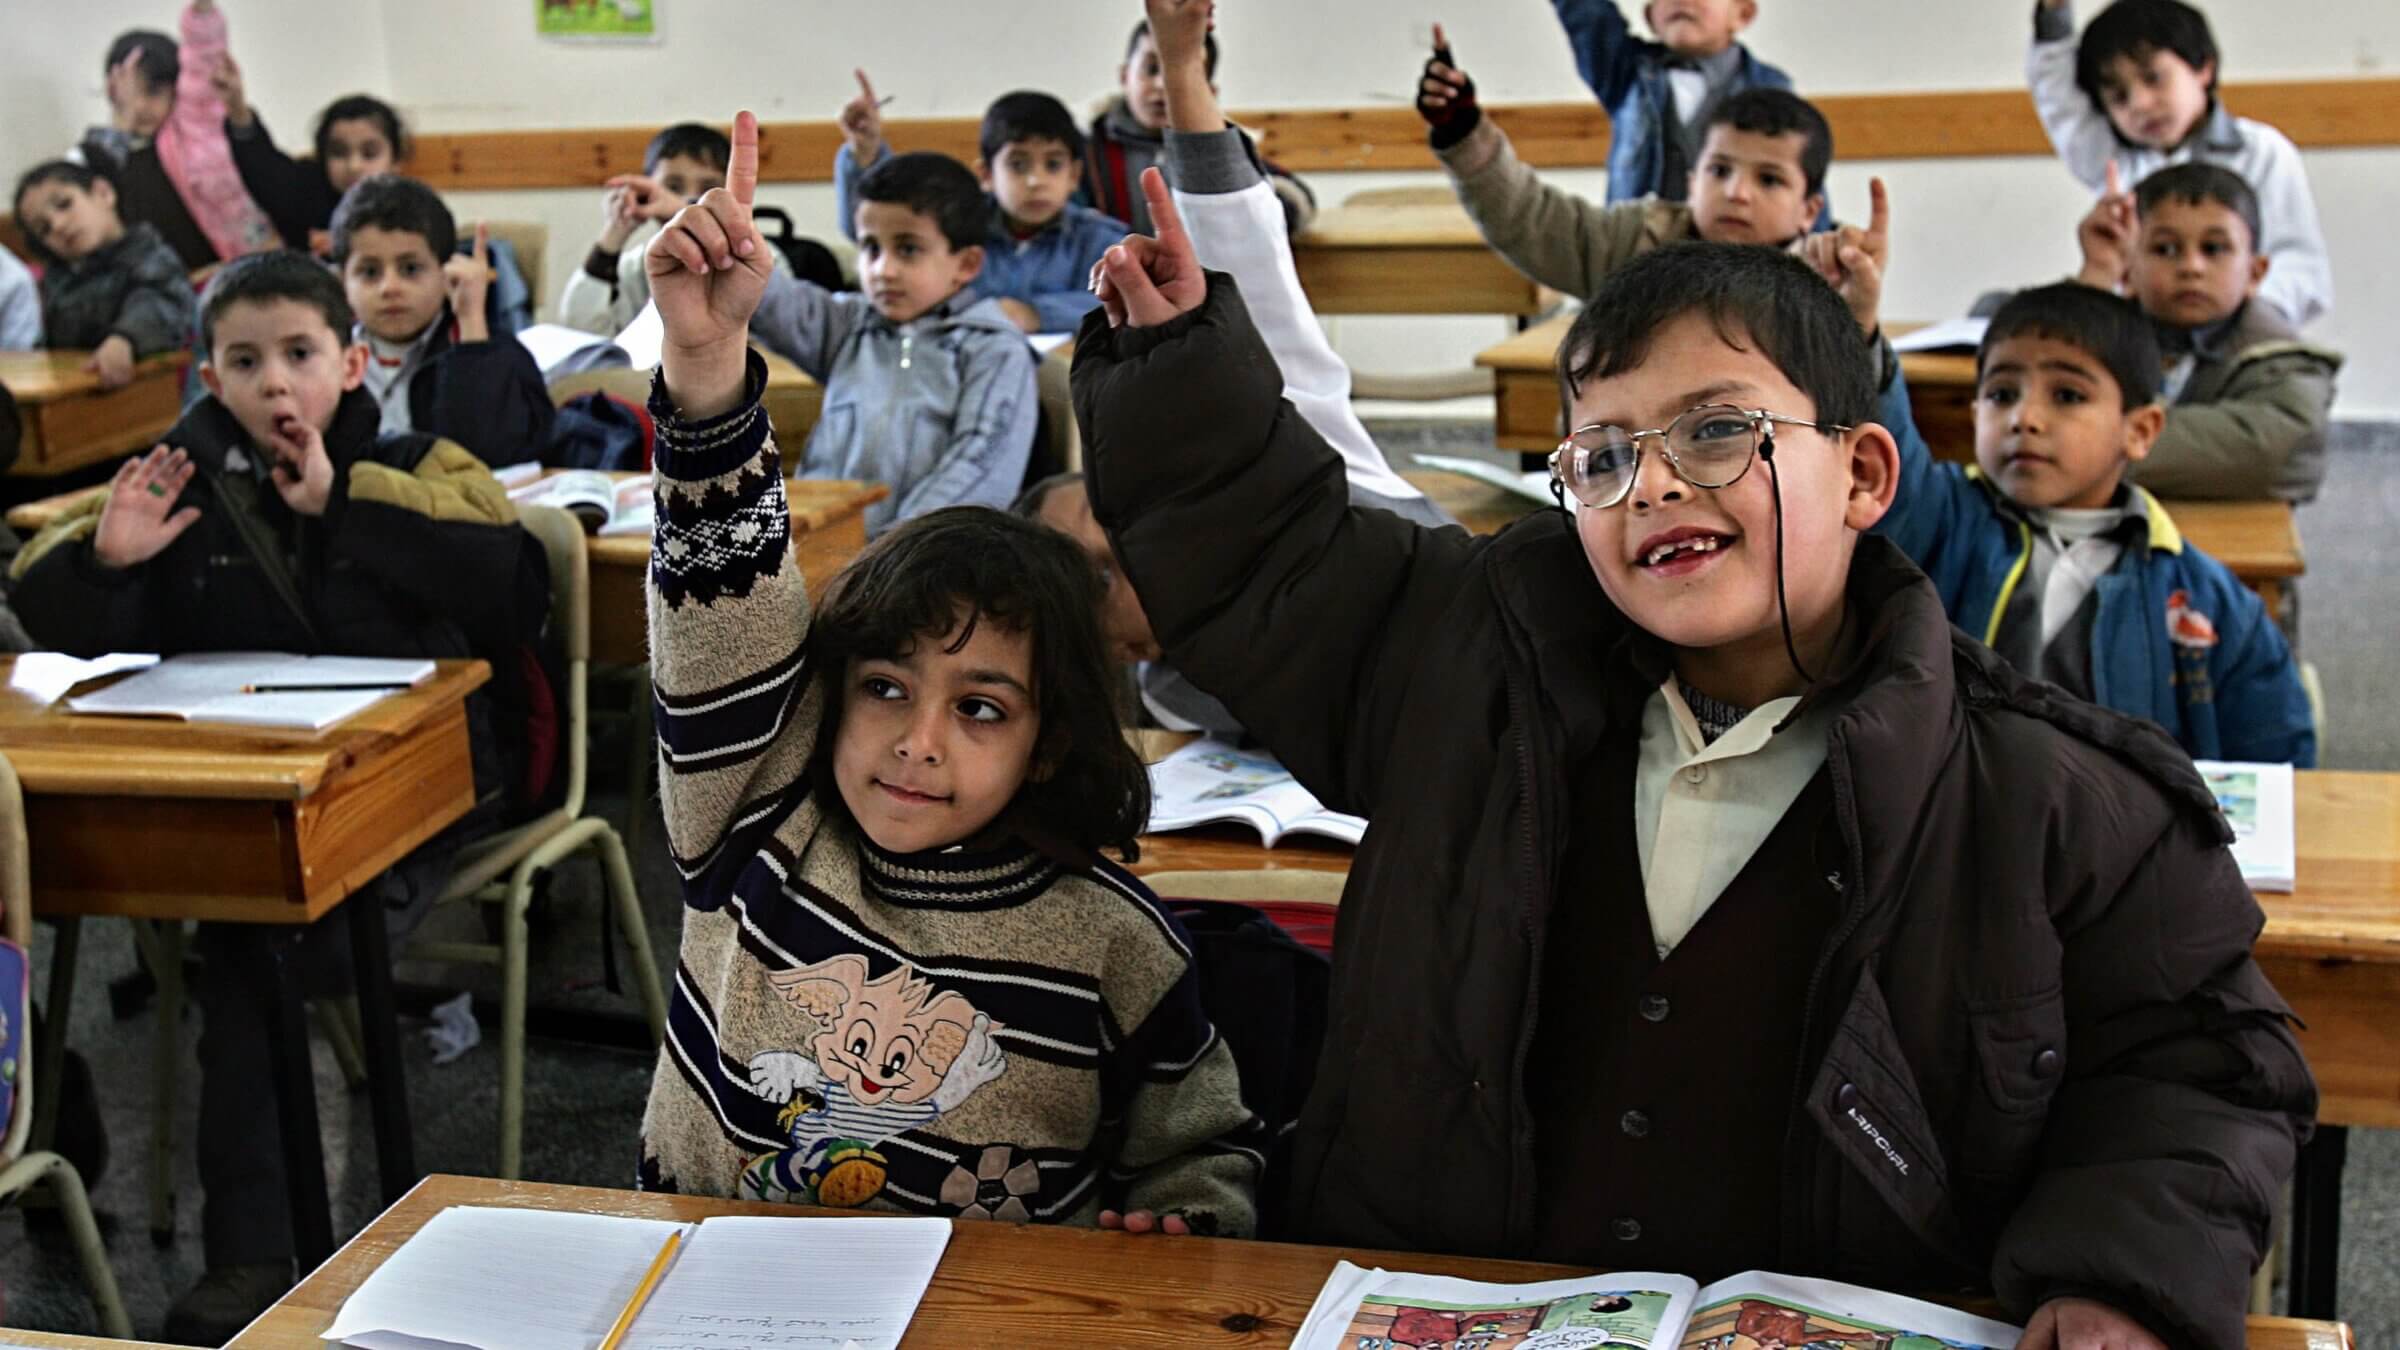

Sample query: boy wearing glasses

[1074,158,2311,1348]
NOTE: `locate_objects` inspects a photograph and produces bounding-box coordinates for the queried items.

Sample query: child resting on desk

[1421,40,1840,300]
[1074,107,2311,1349]
[633,111,1260,1236]
[11,160,198,389]
[8,250,544,1342]
[329,174,552,465]
[2075,162,2340,504]
[2030,0,2331,327]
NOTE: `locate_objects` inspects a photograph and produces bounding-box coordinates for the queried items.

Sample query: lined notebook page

[625,1215,951,1350]
[325,1206,687,1350]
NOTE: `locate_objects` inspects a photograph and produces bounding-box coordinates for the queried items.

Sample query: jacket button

[1682,764,1708,785]
[1638,994,1671,1023]
[1611,1217,1642,1242]
[1619,1109,1651,1138]
[2033,1049,2061,1077]
[1836,1082,1858,1111]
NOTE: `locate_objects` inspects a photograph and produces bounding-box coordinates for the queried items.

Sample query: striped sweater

[636,353,1262,1233]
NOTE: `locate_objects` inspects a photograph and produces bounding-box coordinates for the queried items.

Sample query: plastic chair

[481,220,550,311]
[0,754,133,1338]
[404,505,669,1178]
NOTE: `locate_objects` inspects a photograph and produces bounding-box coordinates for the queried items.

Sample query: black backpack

[753,207,851,293]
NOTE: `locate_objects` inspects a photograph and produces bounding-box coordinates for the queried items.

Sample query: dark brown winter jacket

[1072,275,2316,1350]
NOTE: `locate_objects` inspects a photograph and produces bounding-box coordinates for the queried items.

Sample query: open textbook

[1148,737,1366,847]
[325,1205,950,1350]
[2194,759,2298,892]
[509,470,656,536]
[63,653,434,731]
[1292,1263,2020,1350]
[1415,453,1553,505]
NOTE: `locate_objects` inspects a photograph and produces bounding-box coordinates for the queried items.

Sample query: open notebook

[1146,738,1365,847]
[64,653,434,731]
[510,470,656,536]
[1293,1263,2020,1350]
[325,1205,951,1350]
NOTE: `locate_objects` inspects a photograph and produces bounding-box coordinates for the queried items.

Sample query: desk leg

[2285,1123,2346,1317]
[263,939,336,1270]
[346,901,416,1204]
[31,915,83,1152]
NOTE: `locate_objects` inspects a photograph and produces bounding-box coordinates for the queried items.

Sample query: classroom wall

[7,1,2396,415]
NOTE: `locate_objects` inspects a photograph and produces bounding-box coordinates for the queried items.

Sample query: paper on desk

[1028,331,1072,357]
[2195,759,2298,891]
[1412,453,1553,505]
[1889,317,1990,353]
[8,651,159,705]
[65,653,435,731]
[516,322,630,377]
[620,1214,950,1348]
[615,301,666,370]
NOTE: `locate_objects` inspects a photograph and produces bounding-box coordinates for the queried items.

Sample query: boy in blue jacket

[1864,277,2312,765]
[1549,0,1803,211]
[836,84,1122,334]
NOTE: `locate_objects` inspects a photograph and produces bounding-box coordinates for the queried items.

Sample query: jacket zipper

[1502,661,1547,1250]
[1780,723,1874,1262]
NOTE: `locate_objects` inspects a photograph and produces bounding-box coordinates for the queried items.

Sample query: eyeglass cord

[1760,431,1818,687]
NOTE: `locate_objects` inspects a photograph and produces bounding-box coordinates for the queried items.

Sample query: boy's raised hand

[1090,167,1205,329]
[1417,23,1481,137]
[838,69,886,164]
[93,445,202,569]
[2076,161,2136,293]
[213,53,252,128]
[265,411,335,517]
[443,221,494,343]
[1799,176,1890,337]
[601,172,683,225]
[1145,0,1224,134]
[648,109,771,419]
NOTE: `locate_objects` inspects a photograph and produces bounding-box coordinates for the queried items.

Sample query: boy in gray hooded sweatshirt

[751,151,1037,534]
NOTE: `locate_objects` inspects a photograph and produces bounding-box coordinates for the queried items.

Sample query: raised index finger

[472,220,489,261]
[855,68,877,103]
[1865,176,1889,242]
[728,109,759,207]
[1138,166,1189,253]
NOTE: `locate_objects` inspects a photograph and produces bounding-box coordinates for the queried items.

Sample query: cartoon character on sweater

[739,952,1007,1206]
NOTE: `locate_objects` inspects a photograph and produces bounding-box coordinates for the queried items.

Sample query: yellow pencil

[598,1225,689,1350]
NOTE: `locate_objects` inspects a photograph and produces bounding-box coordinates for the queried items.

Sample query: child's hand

[213,53,252,128]
[93,445,203,569]
[306,227,333,259]
[1098,1209,1193,1237]
[598,182,648,253]
[1797,177,1890,338]
[266,411,335,517]
[2076,161,2136,293]
[602,171,683,225]
[2014,1297,2167,1350]
[648,109,771,419]
[1090,167,1206,329]
[838,69,887,165]
[1417,24,1481,135]
[1143,0,1216,70]
[105,51,148,133]
[443,221,494,344]
[84,335,138,389]
[996,298,1041,334]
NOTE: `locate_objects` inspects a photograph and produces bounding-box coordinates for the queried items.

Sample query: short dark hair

[1559,242,1875,432]
[980,91,1085,164]
[200,250,357,354]
[104,30,178,93]
[2134,162,2261,249]
[1127,18,1219,80]
[328,173,457,264]
[314,95,410,166]
[1701,87,1834,196]
[10,161,112,267]
[644,122,731,176]
[1011,471,1085,518]
[2075,0,2219,106]
[1978,282,2162,410]
[854,152,986,252]
[810,507,1152,856]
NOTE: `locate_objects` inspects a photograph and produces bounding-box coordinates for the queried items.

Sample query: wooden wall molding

[400,77,2400,192]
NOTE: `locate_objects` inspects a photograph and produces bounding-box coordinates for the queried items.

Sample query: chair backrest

[517,505,592,817]
[548,367,655,409]
[483,220,549,309]
[0,752,33,1164]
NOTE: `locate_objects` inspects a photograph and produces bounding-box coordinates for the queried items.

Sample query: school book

[1889,316,1992,353]
[509,469,656,536]
[324,1204,951,1350]
[515,322,633,378]
[1290,1262,2020,1350]
[1147,738,1366,847]
[2194,759,2298,892]
[64,653,435,731]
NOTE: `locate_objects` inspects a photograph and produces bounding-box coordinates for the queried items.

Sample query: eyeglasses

[1548,404,1852,510]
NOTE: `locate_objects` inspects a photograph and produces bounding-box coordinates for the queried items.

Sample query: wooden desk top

[1296,201,1489,249]
[0,350,191,402]
[1478,311,1573,372]
[0,658,489,802]
[228,1174,2350,1350]
[757,346,816,390]
[0,1335,188,1349]
[2160,498,2306,579]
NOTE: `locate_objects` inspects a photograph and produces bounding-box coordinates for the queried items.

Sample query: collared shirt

[2155,310,2239,404]
[359,322,441,436]
[1634,675,1829,958]
[1991,488,2150,697]
[1660,46,1743,199]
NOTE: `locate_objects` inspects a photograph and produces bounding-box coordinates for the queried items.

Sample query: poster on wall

[535,0,658,41]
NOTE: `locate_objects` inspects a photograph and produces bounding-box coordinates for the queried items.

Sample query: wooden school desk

[0,658,492,1274]
[0,351,192,478]
[0,1335,188,1349]
[1293,203,1546,316]
[226,1173,2354,1349]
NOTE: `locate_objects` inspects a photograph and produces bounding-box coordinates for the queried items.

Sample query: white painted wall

[6,1,2395,413]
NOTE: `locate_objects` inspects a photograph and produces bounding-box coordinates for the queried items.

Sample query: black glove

[1417,44,1482,151]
